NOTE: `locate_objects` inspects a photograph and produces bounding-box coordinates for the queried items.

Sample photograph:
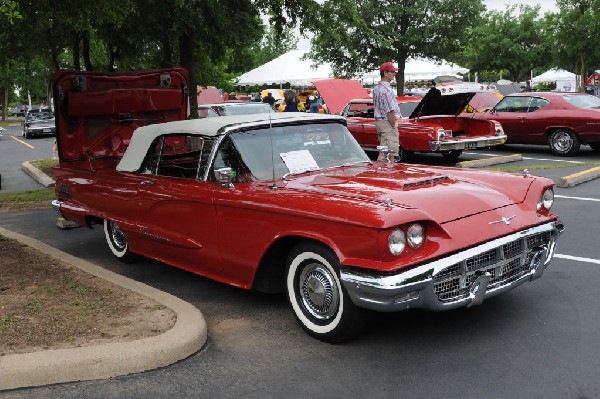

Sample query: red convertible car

[51,69,563,343]
[314,79,507,162]
[471,92,600,156]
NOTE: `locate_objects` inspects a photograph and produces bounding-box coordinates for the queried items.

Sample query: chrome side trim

[340,220,563,312]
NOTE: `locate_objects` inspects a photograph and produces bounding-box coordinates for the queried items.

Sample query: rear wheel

[397,146,414,163]
[104,219,139,263]
[286,242,367,343]
[548,129,580,156]
[441,150,463,161]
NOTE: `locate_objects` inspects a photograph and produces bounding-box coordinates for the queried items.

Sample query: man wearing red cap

[373,61,401,161]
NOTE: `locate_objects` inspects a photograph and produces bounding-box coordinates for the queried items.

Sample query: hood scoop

[401,175,449,190]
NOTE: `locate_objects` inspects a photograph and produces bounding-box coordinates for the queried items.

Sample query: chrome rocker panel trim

[340,220,564,312]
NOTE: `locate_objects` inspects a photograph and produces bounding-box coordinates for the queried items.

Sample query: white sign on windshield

[280,149,320,174]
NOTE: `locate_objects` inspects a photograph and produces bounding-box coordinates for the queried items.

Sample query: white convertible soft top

[116,112,344,172]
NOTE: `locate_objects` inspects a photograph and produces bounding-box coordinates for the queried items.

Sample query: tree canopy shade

[455,5,552,83]
[551,0,600,91]
[306,0,484,95]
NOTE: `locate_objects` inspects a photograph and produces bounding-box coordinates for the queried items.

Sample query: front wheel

[548,129,580,156]
[397,146,414,163]
[441,150,463,161]
[104,219,139,263]
[286,242,367,343]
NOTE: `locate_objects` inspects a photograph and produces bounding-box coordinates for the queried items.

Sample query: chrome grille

[433,232,552,302]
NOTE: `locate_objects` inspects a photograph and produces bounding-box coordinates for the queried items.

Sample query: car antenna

[268,108,278,190]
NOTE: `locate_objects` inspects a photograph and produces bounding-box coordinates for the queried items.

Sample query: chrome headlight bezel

[407,223,425,249]
[388,229,406,255]
[537,188,554,211]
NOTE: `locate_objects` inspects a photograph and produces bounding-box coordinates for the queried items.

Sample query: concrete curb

[557,165,600,188]
[21,161,55,188]
[456,154,523,168]
[0,226,207,391]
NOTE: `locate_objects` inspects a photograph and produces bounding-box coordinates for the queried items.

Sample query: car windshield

[398,102,419,117]
[219,103,274,116]
[28,112,54,120]
[212,122,370,181]
[563,94,600,109]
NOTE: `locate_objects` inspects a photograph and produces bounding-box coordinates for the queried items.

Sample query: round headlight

[540,188,554,210]
[389,229,406,255]
[407,223,425,248]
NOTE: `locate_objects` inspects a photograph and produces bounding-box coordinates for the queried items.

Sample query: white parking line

[466,152,585,164]
[555,194,600,202]
[555,254,600,265]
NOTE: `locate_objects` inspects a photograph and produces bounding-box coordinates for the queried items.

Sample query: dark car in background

[22,109,56,138]
[472,92,600,156]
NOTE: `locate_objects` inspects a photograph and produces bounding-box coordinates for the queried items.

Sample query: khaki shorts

[375,120,399,157]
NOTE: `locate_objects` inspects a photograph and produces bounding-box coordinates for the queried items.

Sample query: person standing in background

[373,62,401,161]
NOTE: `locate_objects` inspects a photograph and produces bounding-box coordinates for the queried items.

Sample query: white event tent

[235,50,469,87]
[235,50,334,87]
[360,58,469,84]
[531,68,578,92]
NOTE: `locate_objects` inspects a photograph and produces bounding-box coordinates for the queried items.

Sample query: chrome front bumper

[340,220,564,312]
[430,135,507,151]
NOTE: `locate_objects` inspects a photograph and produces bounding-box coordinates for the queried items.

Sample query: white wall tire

[286,242,367,343]
[103,219,138,263]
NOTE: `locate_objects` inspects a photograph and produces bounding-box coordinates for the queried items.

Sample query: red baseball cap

[379,62,399,72]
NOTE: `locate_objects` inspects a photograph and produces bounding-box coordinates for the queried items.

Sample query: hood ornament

[489,215,516,225]
[380,198,394,208]
[522,169,531,177]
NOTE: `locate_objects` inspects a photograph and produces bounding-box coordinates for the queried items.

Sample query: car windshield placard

[280,149,320,174]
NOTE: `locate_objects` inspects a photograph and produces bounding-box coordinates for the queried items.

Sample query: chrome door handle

[140,180,155,185]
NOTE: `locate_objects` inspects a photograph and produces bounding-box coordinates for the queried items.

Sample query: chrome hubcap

[552,132,572,152]
[110,222,127,250]
[298,263,339,320]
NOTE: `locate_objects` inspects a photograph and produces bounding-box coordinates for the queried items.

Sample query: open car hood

[52,68,189,164]
[313,79,370,114]
[409,89,476,119]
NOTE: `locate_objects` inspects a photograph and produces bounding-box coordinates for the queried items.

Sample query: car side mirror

[214,167,235,187]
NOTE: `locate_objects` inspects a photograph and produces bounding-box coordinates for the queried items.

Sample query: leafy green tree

[306,0,484,94]
[550,0,600,91]
[456,5,552,83]
[0,1,22,119]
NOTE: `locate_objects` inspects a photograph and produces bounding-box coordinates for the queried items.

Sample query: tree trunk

[2,86,7,121]
[579,51,586,93]
[179,32,198,119]
[72,34,81,70]
[83,32,94,71]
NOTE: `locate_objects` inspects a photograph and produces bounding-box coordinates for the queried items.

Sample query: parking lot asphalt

[1,145,599,397]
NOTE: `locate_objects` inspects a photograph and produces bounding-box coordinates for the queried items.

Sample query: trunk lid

[52,68,189,170]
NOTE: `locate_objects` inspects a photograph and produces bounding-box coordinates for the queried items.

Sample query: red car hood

[285,165,531,224]
[313,79,370,114]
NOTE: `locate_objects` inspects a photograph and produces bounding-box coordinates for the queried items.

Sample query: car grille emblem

[489,215,516,225]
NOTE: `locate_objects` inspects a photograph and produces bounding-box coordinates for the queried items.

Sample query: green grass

[487,161,600,172]
[0,188,56,211]
[29,158,59,179]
